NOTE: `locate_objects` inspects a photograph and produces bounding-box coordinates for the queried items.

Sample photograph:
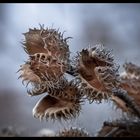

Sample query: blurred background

[0,3,140,136]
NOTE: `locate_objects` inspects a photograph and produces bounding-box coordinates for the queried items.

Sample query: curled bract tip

[32,95,81,121]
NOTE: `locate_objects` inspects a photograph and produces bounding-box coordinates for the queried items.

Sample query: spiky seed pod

[32,78,83,121]
[22,26,70,62]
[73,44,120,103]
[58,127,90,137]
[32,95,81,121]
[18,25,71,96]
[18,26,84,122]
[108,63,140,116]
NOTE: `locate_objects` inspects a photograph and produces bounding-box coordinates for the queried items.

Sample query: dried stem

[104,120,140,131]
[104,128,120,137]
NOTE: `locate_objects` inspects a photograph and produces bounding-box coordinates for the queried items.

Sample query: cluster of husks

[18,25,140,137]
[97,62,140,137]
[18,25,122,122]
[18,25,82,121]
[111,62,140,115]
[97,119,140,137]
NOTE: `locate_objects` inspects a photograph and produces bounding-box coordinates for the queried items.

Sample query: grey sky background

[0,3,140,136]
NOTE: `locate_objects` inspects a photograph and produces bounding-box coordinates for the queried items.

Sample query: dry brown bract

[73,44,120,103]
[112,62,140,114]
[33,95,81,121]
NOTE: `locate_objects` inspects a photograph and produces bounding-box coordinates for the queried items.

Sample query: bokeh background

[0,3,140,136]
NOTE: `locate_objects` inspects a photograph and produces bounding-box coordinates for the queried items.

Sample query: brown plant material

[97,125,117,137]
[18,25,140,135]
[97,125,140,137]
[121,62,140,107]
[23,26,70,60]
[18,25,71,96]
[112,88,140,118]
[111,95,130,112]
[73,44,120,103]
[111,62,140,116]
[18,25,83,121]
[122,62,140,78]
[58,127,90,137]
[32,95,81,121]
[32,78,82,121]
[97,119,140,137]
